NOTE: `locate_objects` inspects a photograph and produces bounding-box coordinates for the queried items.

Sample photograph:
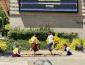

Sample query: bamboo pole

[0,0,9,18]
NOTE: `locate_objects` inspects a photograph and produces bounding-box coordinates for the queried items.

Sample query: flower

[53,36,60,44]
[0,40,7,51]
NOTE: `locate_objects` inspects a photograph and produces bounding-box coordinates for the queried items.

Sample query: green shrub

[8,29,48,41]
[82,39,85,49]
[6,39,29,51]
[70,38,81,50]
[8,29,78,42]
[0,9,7,30]
[58,32,78,43]
[54,38,69,50]
[7,29,80,50]
[39,41,47,49]
[0,40,7,52]
[6,39,47,51]
[4,38,85,52]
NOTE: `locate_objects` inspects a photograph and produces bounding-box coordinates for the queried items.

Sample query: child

[30,35,39,55]
[12,45,21,57]
[47,31,54,55]
[64,44,72,56]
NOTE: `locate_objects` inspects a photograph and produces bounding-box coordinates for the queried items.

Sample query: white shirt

[66,47,71,52]
[48,34,54,43]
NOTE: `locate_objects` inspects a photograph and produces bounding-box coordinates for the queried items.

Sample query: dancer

[64,44,72,56]
[47,31,54,55]
[30,35,39,55]
[12,45,21,57]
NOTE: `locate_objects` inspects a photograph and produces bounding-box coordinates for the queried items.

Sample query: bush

[58,32,78,43]
[58,32,78,38]
[70,38,81,50]
[0,9,8,31]
[8,29,48,41]
[81,39,85,49]
[0,40,7,52]
[54,38,69,50]
[8,29,78,42]
[8,29,80,50]
[39,41,47,49]
[6,39,29,51]
[6,39,47,51]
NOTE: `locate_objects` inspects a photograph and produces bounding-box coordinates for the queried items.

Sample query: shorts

[47,42,53,51]
[67,51,72,56]
[12,53,21,57]
[31,43,39,52]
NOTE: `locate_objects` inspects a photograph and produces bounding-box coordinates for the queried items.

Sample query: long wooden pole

[0,0,9,18]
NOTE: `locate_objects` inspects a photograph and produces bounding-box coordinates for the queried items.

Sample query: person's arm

[18,49,20,54]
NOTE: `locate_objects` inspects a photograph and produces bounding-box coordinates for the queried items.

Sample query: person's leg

[37,44,39,50]
[47,43,53,55]
[50,50,53,55]
[67,51,72,56]
[32,43,38,56]
[34,51,36,56]
[12,54,17,57]
[16,54,21,57]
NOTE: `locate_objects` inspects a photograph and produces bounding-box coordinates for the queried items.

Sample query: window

[19,0,78,12]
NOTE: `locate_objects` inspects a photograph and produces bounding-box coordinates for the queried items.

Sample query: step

[82,13,85,16]
[82,6,85,9]
[10,0,18,3]
[10,8,19,11]
[9,0,19,15]
[82,10,85,12]
[10,3,19,6]
[10,6,19,8]
[10,11,19,15]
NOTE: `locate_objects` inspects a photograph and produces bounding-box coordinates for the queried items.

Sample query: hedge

[8,30,48,41]
[8,29,78,42]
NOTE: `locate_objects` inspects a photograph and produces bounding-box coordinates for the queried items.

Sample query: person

[12,45,21,57]
[30,35,40,55]
[75,44,84,52]
[64,44,72,56]
[47,31,54,55]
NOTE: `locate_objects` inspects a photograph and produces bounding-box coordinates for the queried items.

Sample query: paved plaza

[0,50,85,65]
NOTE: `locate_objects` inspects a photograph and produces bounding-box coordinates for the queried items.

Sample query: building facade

[9,0,85,38]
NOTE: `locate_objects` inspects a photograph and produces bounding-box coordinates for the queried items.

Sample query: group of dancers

[12,31,72,57]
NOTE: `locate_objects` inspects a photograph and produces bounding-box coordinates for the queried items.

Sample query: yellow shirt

[13,48,19,54]
[31,36,36,43]
[30,36,39,44]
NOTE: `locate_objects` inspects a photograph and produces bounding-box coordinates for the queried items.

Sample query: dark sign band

[19,0,78,12]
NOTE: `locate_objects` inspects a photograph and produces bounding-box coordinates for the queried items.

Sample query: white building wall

[9,0,24,28]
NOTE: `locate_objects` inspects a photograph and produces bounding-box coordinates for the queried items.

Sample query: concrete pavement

[0,50,85,65]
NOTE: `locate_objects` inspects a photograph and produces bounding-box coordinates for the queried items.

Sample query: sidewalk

[0,50,85,65]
